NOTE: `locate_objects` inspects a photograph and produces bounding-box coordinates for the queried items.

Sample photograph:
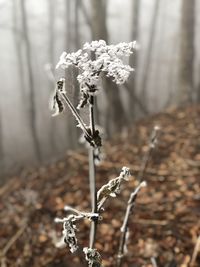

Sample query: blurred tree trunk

[12,0,25,101]
[140,0,160,106]
[20,0,41,160]
[91,0,128,135]
[66,0,72,51]
[91,0,108,40]
[74,0,80,50]
[49,0,55,66]
[64,0,79,148]
[127,0,140,121]
[48,0,57,153]
[0,110,4,179]
[178,0,195,105]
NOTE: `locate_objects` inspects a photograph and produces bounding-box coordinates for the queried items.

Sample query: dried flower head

[83,247,102,267]
[97,167,131,210]
[56,40,136,108]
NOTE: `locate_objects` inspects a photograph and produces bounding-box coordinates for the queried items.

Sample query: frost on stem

[51,78,102,148]
[56,40,136,108]
[55,209,101,253]
[97,167,131,210]
[117,181,147,266]
[83,247,102,267]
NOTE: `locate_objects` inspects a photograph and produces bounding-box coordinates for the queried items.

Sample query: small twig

[0,220,27,258]
[64,205,99,221]
[138,126,160,181]
[117,181,146,267]
[151,257,158,267]
[58,90,92,142]
[190,235,200,266]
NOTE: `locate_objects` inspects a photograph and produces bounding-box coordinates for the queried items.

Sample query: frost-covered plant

[51,40,146,267]
[55,215,80,253]
[117,181,147,266]
[97,166,131,210]
[55,40,136,110]
[83,247,102,267]
[117,126,160,267]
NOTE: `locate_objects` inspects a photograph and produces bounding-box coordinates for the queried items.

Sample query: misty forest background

[0,0,199,178]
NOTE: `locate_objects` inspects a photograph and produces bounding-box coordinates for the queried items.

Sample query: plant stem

[59,91,92,141]
[89,95,98,249]
[138,126,160,181]
[117,181,145,267]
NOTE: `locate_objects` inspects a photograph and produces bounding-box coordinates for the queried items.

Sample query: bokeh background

[0,0,199,178]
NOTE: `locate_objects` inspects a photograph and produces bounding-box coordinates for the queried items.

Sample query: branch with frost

[138,125,160,181]
[83,247,102,267]
[51,78,101,148]
[117,181,147,267]
[55,214,81,253]
[56,40,136,108]
[55,210,100,254]
[97,167,131,211]
[52,40,137,266]
[64,205,100,221]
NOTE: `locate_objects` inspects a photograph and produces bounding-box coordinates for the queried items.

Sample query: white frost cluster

[56,40,136,108]
[97,166,131,210]
[83,247,102,267]
[55,214,81,253]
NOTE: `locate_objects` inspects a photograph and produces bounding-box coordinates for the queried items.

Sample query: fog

[0,0,198,177]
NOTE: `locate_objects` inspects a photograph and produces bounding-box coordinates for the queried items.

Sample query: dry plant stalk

[190,235,200,267]
[50,40,146,266]
[117,126,160,267]
[138,126,160,181]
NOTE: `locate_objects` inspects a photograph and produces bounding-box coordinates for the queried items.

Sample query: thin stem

[117,181,146,267]
[59,91,92,141]
[117,205,131,267]
[89,95,98,249]
[138,126,160,181]
[190,235,200,267]
[117,127,160,266]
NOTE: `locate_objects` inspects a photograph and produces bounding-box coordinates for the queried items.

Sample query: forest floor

[0,105,200,267]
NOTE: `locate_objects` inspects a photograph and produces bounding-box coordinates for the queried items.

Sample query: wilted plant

[51,40,148,266]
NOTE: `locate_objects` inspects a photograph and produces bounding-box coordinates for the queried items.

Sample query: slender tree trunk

[66,0,72,51]
[48,0,57,153]
[74,0,80,50]
[0,109,4,180]
[20,0,41,161]
[49,0,55,66]
[140,0,160,105]
[12,0,26,101]
[91,0,128,135]
[65,0,79,148]
[127,0,140,122]
[178,0,195,105]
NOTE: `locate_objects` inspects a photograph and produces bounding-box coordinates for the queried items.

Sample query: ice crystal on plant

[55,214,81,253]
[56,40,136,108]
[83,247,102,267]
[97,167,131,210]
